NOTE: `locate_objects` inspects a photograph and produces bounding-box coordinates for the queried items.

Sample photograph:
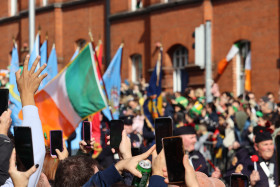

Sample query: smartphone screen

[50,130,63,156]
[83,121,92,147]
[230,174,249,187]
[163,136,185,184]
[110,120,124,149]
[14,126,34,171]
[155,117,173,154]
[0,89,9,116]
[275,135,280,185]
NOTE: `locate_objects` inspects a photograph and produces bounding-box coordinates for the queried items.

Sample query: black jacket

[0,134,13,185]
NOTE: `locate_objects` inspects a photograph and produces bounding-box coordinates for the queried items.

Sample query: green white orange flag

[217,43,239,75]
[27,43,107,144]
[245,51,251,91]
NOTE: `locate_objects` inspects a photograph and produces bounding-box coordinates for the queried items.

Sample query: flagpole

[89,31,114,120]
[29,0,35,53]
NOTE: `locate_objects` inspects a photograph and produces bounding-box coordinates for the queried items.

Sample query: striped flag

[217,43,239,75]
[25,43,107,144]
[245,51,251,91]
[90,40,103,158]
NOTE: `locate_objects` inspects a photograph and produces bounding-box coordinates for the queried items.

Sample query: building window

[131,54,142,84]
[172,46,188,92]
[235,40,251,96]
[131,0,142,11]
[10,0,17,16]
[41,0,48,6]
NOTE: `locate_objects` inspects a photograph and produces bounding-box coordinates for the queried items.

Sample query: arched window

[235,40,251,96]
[41,0,48,6]
[131,54,142,83]
[172,46,188,92]
[10,0,17,16]
[131,0,143,11]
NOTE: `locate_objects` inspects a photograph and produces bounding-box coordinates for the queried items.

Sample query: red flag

[91,40,103,158]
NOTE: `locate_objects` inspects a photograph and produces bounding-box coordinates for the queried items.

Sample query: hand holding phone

[83,121,92,148]
[110,120,124,149]
[0,89,9,116]
[162,136,185,184]
[50,130,63,157]
[14,126,34,171]
[155,117,173,154]
[230,173,249,187]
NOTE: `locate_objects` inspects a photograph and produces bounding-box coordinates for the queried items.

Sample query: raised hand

[15,55,47,106]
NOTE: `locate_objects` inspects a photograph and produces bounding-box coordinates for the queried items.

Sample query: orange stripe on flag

[217,58,228,75]
[35,90,75,145]
[245,70,251,91]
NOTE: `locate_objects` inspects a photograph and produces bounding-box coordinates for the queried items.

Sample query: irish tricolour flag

[34,43,107,143]
[217,43,239,75]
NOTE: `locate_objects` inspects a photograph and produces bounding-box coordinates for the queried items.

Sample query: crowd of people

[1,54,280,187]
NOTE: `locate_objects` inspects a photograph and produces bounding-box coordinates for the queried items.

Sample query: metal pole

[205,21,213,103]
[29,0,35,53]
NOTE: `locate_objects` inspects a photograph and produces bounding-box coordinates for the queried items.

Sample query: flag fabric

[41,44,58,89]
[8,43,22,126]
[0,69,9,77]
[95,40,103,78]
[40,40,47,67]
[70,47,80,61]
[143,47,163,130]
[245,51,251,91]
[90,40,103,158]
[101,44,123,120]
[27,43,107,143]
[28,33,40,71]
[191,101,203,115]
[38,40,47,91]
[217,43,239,75]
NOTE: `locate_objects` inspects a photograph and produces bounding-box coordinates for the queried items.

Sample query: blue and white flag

[28,33,40,71]
[8,43,22,126]
[70,47,80,61]
[101,44,123,120]
[38,40,47,91]
[41,44,58,88]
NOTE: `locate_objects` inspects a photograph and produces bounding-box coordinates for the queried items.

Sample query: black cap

[253,126,267,135]
[255,131,272,143]
[119,115,134,125]
[174,126,196,136]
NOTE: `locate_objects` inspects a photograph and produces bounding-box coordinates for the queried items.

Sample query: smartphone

[162,136,185,184]
[50,130,63,156]
[83,121,92,147]
[110,120,124,149]
[0,89,9,116]
[155,117,173,154]
[14,126,34,171]
[230,173,249,187]
[275,135,280,185]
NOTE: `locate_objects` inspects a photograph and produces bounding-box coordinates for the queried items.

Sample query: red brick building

[0,0,279,100]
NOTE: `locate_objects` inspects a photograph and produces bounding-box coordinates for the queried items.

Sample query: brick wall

[212,0,279,99]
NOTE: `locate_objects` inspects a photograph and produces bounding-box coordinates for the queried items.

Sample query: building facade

[0,0,279,99]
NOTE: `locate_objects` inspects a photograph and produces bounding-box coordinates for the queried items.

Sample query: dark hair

[206,102,216,113]
[54,155,99,187]
[266,92,274,96]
